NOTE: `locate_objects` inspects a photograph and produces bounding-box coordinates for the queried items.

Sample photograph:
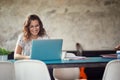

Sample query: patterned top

[16,34,49,57]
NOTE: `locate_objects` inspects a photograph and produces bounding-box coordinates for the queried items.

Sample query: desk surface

[42,57,115,68]
[10,57,116,68]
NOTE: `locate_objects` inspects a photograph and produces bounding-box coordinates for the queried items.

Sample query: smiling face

[23,14,46,41]
[29,20,40,37]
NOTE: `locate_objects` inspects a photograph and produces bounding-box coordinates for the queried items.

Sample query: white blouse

[16,34,49,56]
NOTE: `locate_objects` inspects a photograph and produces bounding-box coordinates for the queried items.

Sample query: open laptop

[31,39,63,61]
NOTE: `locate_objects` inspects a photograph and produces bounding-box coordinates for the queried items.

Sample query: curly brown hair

[23,14,46,41]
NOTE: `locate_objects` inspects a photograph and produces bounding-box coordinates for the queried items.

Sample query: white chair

[53,53,80,80]
[0,61,15,80]
[102,59,120,80]
[14,60,51,80]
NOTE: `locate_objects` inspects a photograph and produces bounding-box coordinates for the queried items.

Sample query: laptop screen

[31,39,63,61]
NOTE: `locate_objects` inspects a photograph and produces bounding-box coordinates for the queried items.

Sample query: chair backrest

[53,53,80,80]
[0,61,15,80]
[14,60,51,80]
[102,59,120,80]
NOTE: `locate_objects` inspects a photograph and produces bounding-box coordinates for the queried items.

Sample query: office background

[0,0,120,51]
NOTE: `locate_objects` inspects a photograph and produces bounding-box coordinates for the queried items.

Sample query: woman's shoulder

[17,33,25,42]
[18,33,24,38]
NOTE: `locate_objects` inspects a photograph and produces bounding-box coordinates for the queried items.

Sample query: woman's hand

[115,44,120,50]
[14,53,30,60]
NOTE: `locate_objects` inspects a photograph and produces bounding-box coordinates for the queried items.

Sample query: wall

[0,0,120,51]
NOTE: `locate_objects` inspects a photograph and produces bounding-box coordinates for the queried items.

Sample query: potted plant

[0,47,12,61]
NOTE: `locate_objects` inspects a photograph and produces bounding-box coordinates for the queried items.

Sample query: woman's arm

[14,45,30,60]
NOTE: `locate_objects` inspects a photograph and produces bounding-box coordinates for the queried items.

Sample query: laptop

[31,39,63,61]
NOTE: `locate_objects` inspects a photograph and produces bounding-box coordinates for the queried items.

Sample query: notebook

[31,39,63,61]
[100,54,117,59]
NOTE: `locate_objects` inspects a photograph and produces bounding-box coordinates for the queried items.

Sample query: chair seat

[53,67,80,80]
[53,53,80,80]
[102,59,120,80]
[0,61,15,80]
[14,60,51,80]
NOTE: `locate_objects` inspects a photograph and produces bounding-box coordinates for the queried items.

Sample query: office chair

[53,53,80,80]
[14,60,51,80]
[0,61,15,80]
[102,59,120,80]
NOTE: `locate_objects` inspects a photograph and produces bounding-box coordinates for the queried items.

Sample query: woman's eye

[30,25,39,28]
[35,25,39,27]
[30,26,33,28]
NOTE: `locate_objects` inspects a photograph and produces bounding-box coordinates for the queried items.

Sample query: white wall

[0,0,120,51]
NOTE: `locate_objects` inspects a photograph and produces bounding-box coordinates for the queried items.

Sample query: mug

[116,50,120,59]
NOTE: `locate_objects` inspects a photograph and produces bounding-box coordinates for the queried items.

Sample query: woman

[14,14,49,60]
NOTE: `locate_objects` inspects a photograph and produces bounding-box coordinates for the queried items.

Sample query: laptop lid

[31,39,63,61]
